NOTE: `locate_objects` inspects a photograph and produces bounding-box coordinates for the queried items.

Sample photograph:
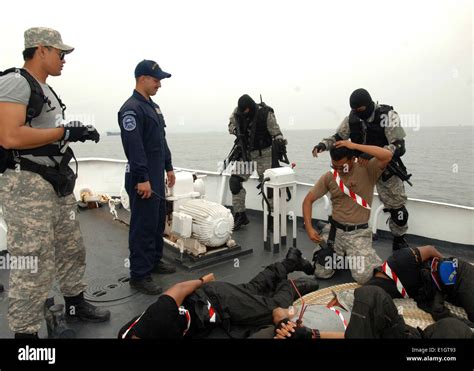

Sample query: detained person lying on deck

[118,248,319,339]
[261,286,473,339]
[366,245,474,326]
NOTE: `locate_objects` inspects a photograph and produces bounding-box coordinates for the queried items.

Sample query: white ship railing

[1,158,472,250]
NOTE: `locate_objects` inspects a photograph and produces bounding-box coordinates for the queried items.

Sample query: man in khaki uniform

[0,27,109,338]
[303,141,392,284]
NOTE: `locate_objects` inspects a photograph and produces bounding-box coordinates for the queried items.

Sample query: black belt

[328,216,368,232]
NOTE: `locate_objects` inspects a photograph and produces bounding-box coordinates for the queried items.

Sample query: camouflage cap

[24,27,74,53]
[332,289,355,312]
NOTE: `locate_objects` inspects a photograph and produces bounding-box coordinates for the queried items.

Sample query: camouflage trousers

[232,146,272,213]
[376,175,408,237]
[0,169,87,334]
[313,223,382,284]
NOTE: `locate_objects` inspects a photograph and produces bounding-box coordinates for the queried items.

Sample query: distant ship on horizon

[106,131,120,136]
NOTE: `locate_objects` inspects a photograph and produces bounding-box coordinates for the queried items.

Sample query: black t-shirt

[118,295,190,339]
[366,247,423,299]
[385,247,423,298]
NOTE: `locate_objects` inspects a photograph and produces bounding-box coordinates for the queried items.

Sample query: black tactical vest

[249,104,273,151]
[348,104,393,147]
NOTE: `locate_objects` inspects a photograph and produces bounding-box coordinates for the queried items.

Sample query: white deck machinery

[262,167,297,253]
[78,170,253,271]
[162,171,252,270]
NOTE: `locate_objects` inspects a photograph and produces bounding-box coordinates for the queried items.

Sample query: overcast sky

[1,0,472,133]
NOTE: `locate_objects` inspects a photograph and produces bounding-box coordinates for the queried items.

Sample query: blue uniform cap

[134,60,171,80]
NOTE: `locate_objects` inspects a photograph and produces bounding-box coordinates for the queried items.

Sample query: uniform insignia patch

[122,115,137,131]
[155,107,162,115]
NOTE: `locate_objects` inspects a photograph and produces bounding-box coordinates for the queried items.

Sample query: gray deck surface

[0,205,472,338]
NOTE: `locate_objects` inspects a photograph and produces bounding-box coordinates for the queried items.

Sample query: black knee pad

[229,175,244,195]
[312,245,334,266]
[389,206,409,227]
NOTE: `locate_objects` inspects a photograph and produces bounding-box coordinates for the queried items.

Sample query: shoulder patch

[122,110,136,116]
[122,115,137,131]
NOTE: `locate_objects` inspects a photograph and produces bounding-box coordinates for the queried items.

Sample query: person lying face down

[262,286,472,340]
[365,245,474,325]
[249,289,353,339]
[118,247,319,339]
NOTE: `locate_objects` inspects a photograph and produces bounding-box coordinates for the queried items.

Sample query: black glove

[61,121,100,143]
[291,326,314,339]
[313,142,326,154]
[274,319,313,339]
[274,136,287,148]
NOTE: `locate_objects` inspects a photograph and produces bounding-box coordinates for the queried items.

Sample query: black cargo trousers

[345,286,473,339]
[188,262,296,338]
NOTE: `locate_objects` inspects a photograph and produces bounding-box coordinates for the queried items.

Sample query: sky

[0,0,472,133]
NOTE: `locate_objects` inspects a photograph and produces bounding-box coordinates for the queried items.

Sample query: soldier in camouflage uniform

[0,27,109,338]
[228,94,286,229]
[303,141,393,284]
[313,89,410,251]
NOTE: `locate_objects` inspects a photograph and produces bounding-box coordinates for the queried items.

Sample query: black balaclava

[350,88,375,120]
[237,94,257,119]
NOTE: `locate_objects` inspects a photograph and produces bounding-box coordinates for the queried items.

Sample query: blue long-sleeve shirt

[118,90,172,188]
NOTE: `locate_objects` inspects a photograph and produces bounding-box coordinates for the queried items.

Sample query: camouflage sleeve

[228,107,238,135]
[320,116,350,150]
[383,110,406,154]
[266,111,283,138]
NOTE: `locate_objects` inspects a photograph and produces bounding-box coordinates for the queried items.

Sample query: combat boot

[293,277,320,297]
[285,247,314,275]
[130,276,162,295]
[44,298,76,338]
[151,261,176,274]
[233,212,249,230]
[65,292,111,323]
[392,235,409,251]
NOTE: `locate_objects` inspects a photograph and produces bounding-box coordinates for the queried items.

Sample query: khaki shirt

[310,158,383,224]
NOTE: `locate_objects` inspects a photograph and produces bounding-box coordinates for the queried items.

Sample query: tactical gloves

[61,121,100,143]
[313,142,326,154]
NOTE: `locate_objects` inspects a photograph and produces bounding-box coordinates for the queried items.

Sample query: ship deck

[0,205,473,339]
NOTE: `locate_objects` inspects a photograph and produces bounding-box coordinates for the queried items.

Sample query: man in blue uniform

[118,60,176,295]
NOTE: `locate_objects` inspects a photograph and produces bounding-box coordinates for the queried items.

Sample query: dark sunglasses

[46,47,66,60]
